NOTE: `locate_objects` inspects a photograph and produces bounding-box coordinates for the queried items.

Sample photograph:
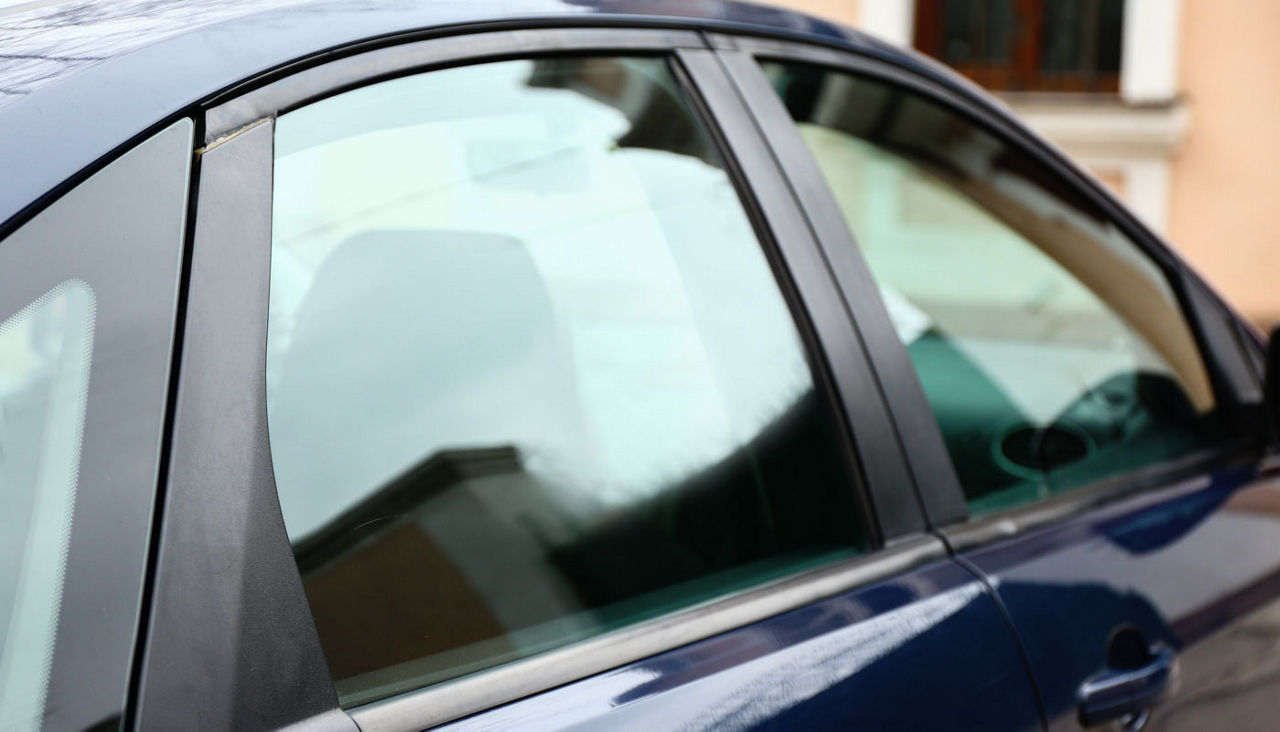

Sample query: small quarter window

[0,118,190,730]
[269,55,866,706]
[0,282,94,729]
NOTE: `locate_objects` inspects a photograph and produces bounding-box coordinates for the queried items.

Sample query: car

[3,0,1280,730]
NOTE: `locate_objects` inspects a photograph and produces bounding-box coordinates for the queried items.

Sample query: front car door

[135,24,1044,731]
[719,32,1280,731]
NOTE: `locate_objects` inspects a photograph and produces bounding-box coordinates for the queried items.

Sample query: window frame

[140,24,949,732]
[708,31,1268,541]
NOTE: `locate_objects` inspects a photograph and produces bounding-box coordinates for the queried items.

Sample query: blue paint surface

[443,558,1042,731]
[964,459,1280,730]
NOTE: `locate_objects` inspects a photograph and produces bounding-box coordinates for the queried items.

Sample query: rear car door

[721,34,1280,731]
[135,26,1043,730]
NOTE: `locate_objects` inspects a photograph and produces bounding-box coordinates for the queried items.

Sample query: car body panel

[953,456,1280,730]
[433,558,1041,732]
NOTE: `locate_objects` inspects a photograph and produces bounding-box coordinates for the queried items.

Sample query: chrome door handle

[1077,645,1176,728]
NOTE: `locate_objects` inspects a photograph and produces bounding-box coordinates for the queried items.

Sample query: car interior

[278,227,865,704]
[764,60,1226,513]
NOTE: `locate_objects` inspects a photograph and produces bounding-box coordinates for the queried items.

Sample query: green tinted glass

[761,59,1234,516]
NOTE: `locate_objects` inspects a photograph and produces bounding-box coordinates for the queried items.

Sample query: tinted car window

[0,119,190,731]
[761,60,1238,516]
[0,282,94,728]
[269,56,866,706]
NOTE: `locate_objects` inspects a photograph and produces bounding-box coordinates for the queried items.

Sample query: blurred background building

[770,0,1280,330]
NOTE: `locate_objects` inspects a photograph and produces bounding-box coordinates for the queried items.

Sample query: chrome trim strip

[350,535,946,731]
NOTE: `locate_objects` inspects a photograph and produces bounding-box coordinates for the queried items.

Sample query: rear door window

[268,55,868,706]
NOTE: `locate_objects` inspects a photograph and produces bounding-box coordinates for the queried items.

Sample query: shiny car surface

[1,1,1277,731]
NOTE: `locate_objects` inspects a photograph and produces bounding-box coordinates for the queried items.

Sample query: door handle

[1077,645,1176,728]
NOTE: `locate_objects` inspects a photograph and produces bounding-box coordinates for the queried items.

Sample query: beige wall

[1169,0,1280,329]
[771,0,858,25]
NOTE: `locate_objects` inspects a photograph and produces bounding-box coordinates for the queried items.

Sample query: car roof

[0,0,915,232]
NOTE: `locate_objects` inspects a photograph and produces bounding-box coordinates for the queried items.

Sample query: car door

[720,34,1280,731]
[135,25,1043,731]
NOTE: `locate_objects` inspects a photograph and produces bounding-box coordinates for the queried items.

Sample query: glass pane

[918,0,1124,91]
[0,281,94,729]
[1040,1,1086,74]
[1041,0,1126,76]
[1097,0,1126,74]
[270,56,865,706]
[761,60,1235,515]
[940,0,1014,65]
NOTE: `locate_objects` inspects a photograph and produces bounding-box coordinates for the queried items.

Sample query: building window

[914,0,1125,93]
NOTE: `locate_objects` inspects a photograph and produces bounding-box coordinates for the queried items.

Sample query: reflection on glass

[270,56,865,705]
[0,281,94,728]
[761,60,1236,515]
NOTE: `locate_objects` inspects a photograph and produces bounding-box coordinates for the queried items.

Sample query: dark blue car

[3,1,1279,730]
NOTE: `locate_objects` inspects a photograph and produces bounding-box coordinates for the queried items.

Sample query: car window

[759,59,1239,516]
[0,282,94,728]
[268,55,867,707]
[0,119,191,731]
